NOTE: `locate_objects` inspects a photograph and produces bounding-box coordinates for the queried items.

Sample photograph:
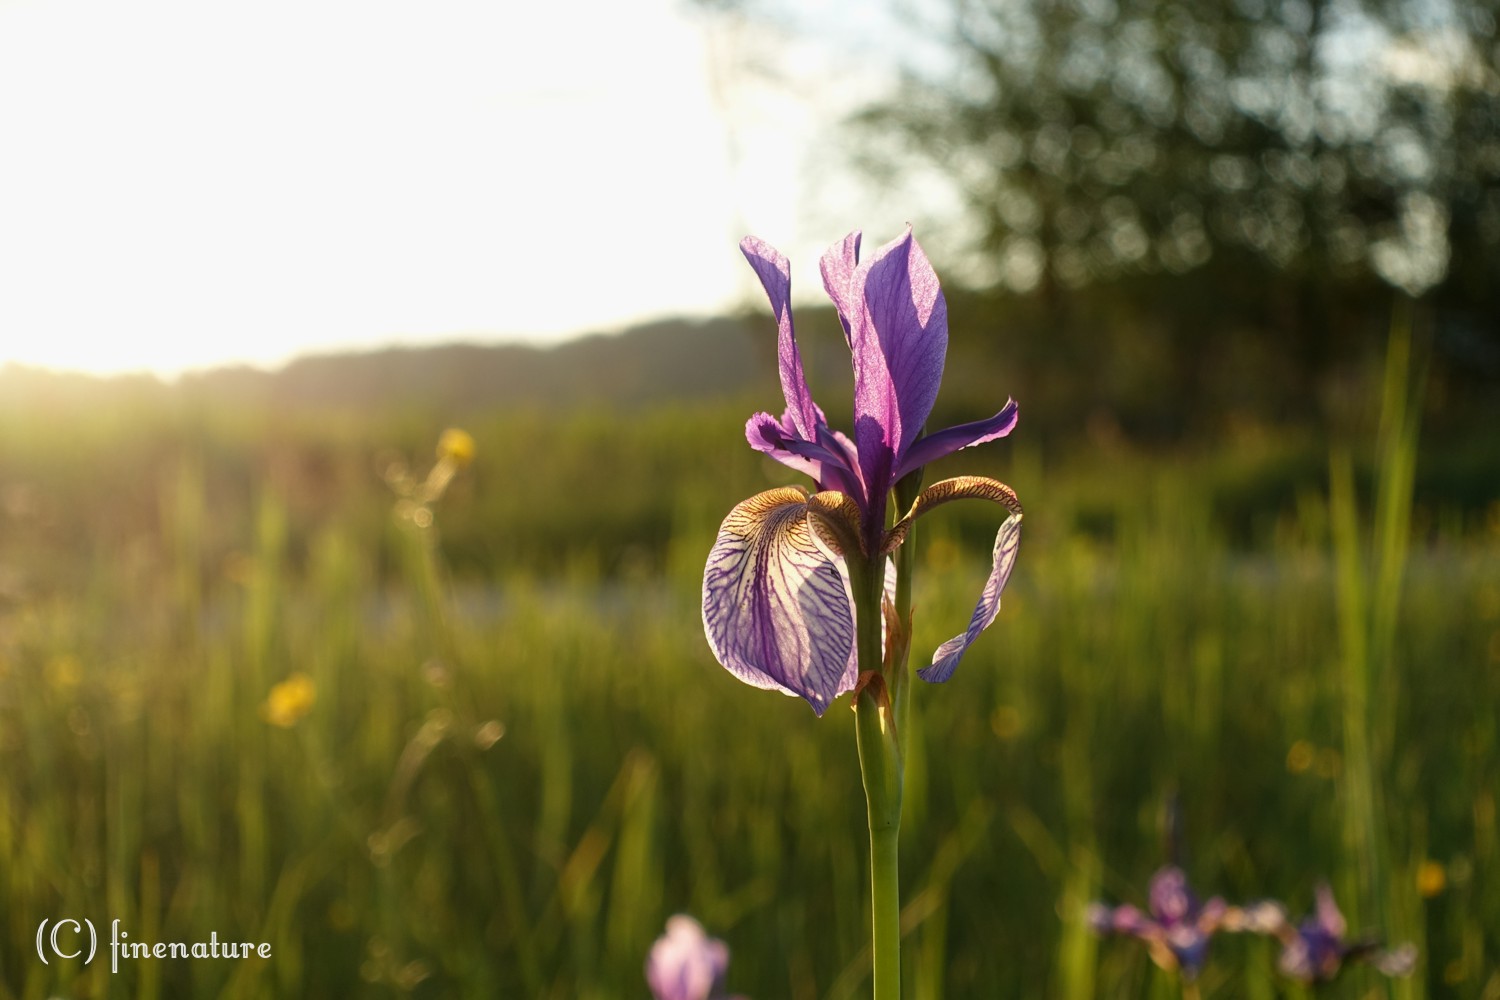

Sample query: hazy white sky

[0,0,915,377]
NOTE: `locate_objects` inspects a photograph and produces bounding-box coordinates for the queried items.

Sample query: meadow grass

[0,387,1495,998]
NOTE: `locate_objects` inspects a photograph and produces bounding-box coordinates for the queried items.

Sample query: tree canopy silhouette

[703,0,1499,437]
[843,0,1497,303]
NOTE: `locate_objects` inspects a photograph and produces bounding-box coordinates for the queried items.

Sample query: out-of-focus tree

[700,0,1500,439]
[847,0,1498,299]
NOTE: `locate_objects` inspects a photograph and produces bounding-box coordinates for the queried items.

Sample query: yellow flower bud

[436,428,476,468]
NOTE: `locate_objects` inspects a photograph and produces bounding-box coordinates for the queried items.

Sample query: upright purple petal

[702,487,858,714]
[894,400,1019,480]
[1150,867,1196,927]
[848,228,949,510]
[920,511,1021,682]
[1313,883,1347,939]
[740,237,822,442]
[819,230,862,346]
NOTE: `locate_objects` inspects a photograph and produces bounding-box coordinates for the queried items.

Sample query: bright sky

[0,0,910,378]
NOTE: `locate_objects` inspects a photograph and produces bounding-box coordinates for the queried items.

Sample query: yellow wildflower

[436,428,476,468]
[262,673,316,727]
[1416,860,1446,898]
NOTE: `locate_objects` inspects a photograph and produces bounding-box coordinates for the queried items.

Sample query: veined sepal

[701,486,863,715]
[881,476,1024,683]
[804,490,866,560]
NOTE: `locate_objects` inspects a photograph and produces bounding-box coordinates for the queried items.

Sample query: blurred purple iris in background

[645,916,745,1000]
[1090,872,1419,984]
[702,228,1021,714]
[1274,883,1417,983]
[1087,866,1229,979]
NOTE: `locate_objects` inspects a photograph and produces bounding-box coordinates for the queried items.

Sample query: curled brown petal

[883,475,1022,554]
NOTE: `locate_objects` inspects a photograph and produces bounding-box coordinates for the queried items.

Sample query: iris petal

[885,475,1022,553]
[819,230,862,347]
[894,400,1019,481]
[740,237,823,442]
[702,487,859,714]
[884,476,1022,681]
[746,411,864,497]
[848,227,949,507]
[1314,883,1346,938]
[745,411,824,481]
[920,511,1021,682]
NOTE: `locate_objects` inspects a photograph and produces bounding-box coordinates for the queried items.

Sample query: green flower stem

[853,470,921,999]
[892,513,915,758]
[855,676,902,1000]
[890,467,923,758]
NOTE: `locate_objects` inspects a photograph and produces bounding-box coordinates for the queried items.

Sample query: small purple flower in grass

[1087,866,1229,979]
[646,916,746,1000]
[703,228,1022,714]
[1274,883,1417,984]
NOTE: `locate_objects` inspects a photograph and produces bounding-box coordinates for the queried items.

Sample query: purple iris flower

[702,228,1022,714]
[1275,883,1417,983]
[645,916,744,1000]
[1086,866,1229,979]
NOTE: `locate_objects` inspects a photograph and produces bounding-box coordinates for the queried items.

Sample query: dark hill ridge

[5,286,1495,452]
[182,316,772,412]
[2,298,1497,524]
[0,315,785,414]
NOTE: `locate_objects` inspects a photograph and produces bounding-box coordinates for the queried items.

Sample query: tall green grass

[0,389,1495,997]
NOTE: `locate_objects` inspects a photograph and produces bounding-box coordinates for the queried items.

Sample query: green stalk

[856,703,902,998]
[853,472,922,999]
[892,514,915,759]
[852,553,901,1000]
[889,465,922,755]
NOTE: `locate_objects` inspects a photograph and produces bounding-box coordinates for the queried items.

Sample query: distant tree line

[706,0,1500,439]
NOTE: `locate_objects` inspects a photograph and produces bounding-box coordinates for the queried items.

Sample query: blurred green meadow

[0,316,1497,999]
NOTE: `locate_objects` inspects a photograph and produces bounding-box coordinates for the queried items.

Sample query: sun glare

[0,0,749,378]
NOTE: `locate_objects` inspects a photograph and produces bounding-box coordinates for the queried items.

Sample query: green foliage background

[0,309,1496,998]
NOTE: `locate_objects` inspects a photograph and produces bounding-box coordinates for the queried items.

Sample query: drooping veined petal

[847,227,949,510]
[702,487,859,714]
[894,399,1020,480]
[884,476,1023,683]
[922,512,1021,681]
[740,237,822,442]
